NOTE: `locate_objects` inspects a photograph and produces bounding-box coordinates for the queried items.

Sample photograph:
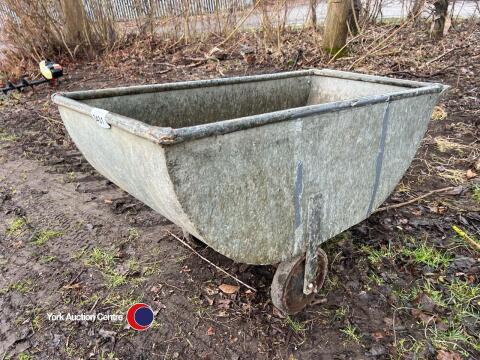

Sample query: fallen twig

[452,225,480,253]
[374,186,456,213]
[426,44,470,65]
[167,230,257,292]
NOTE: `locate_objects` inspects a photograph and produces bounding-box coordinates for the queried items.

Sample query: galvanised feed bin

[52,69,448,314]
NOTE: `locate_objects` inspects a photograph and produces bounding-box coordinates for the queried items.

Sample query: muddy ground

[0,22,479,359]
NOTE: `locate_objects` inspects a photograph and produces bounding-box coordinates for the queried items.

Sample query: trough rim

[52,69,448,145]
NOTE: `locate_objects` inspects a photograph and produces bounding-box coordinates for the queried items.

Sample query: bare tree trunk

[348,0,361,35]
[310,0,317,29]
[323,0,350,54]
[431,0,449,37]
[60,0,91,45]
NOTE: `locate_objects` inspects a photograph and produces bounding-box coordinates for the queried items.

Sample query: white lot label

[91,108,110,129]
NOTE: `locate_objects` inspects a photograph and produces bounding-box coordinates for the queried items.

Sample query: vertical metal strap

[303,193,322,295]
[367,98,391,216]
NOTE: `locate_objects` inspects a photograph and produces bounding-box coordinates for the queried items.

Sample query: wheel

[271,248,328,314]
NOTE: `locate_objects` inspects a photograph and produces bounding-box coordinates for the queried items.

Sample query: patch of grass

[127,258,139,272]
[472,185,480,205]
[84,248,127,288]
[6,217,26,236]
[0,129,18,142]
[127,227,139,241]
[79,294,100,308]
[32,229,63,245]
[394,281,446,308]
[430,328,479,356]
[106,272,127,288]
[65,171,76,183]
[334,304,349,320]
[402,242,452,269]
[39,255,56,263]
[285,315,305,333]
[8,278,34,294]
[394,337,426,360]
[360,244,396,264]
[401,279,480,356]
[447,280,480,312]
[422,281,447,307]
[31,307,42,330]
[324,274,340,291]
[17,353,32,360]
[340,324,361,343]
[367,272,385,286]
[65,344,77,358]
[189,295,210,318]
[100,351,117,360]
[84,247,115,270]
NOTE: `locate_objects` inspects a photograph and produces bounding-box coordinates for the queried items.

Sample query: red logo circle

[126,303,154,331]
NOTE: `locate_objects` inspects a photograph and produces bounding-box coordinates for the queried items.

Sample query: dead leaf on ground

[436,349,462,360]
[383,317,394,327]
[372,331,385,341]
[218,284,240,294]
[411,308,435,325]
[428,204,448,214]
[217,299,232,309]
[62,282,83,290]
[206,326,215,336]
[413,292,436,313]
[216,310,228,317]
[203,285,218,296]
[436,320,449,331]
[466,169,477,179]
[150,285,162,293]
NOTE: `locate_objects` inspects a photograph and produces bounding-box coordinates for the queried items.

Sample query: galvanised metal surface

[52,69,448,265]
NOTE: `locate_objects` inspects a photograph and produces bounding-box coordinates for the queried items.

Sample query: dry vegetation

[1,0,476,78]
[0,1,479,359]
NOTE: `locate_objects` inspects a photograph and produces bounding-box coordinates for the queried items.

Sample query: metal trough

[52,69,447,313]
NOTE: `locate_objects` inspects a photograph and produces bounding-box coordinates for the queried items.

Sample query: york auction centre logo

[126,303,154,331]
[46,303,154,331]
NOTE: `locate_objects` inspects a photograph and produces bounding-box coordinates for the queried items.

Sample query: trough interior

[80,75,406,129]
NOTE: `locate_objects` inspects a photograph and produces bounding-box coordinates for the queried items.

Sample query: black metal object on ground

[1,60,63,95]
